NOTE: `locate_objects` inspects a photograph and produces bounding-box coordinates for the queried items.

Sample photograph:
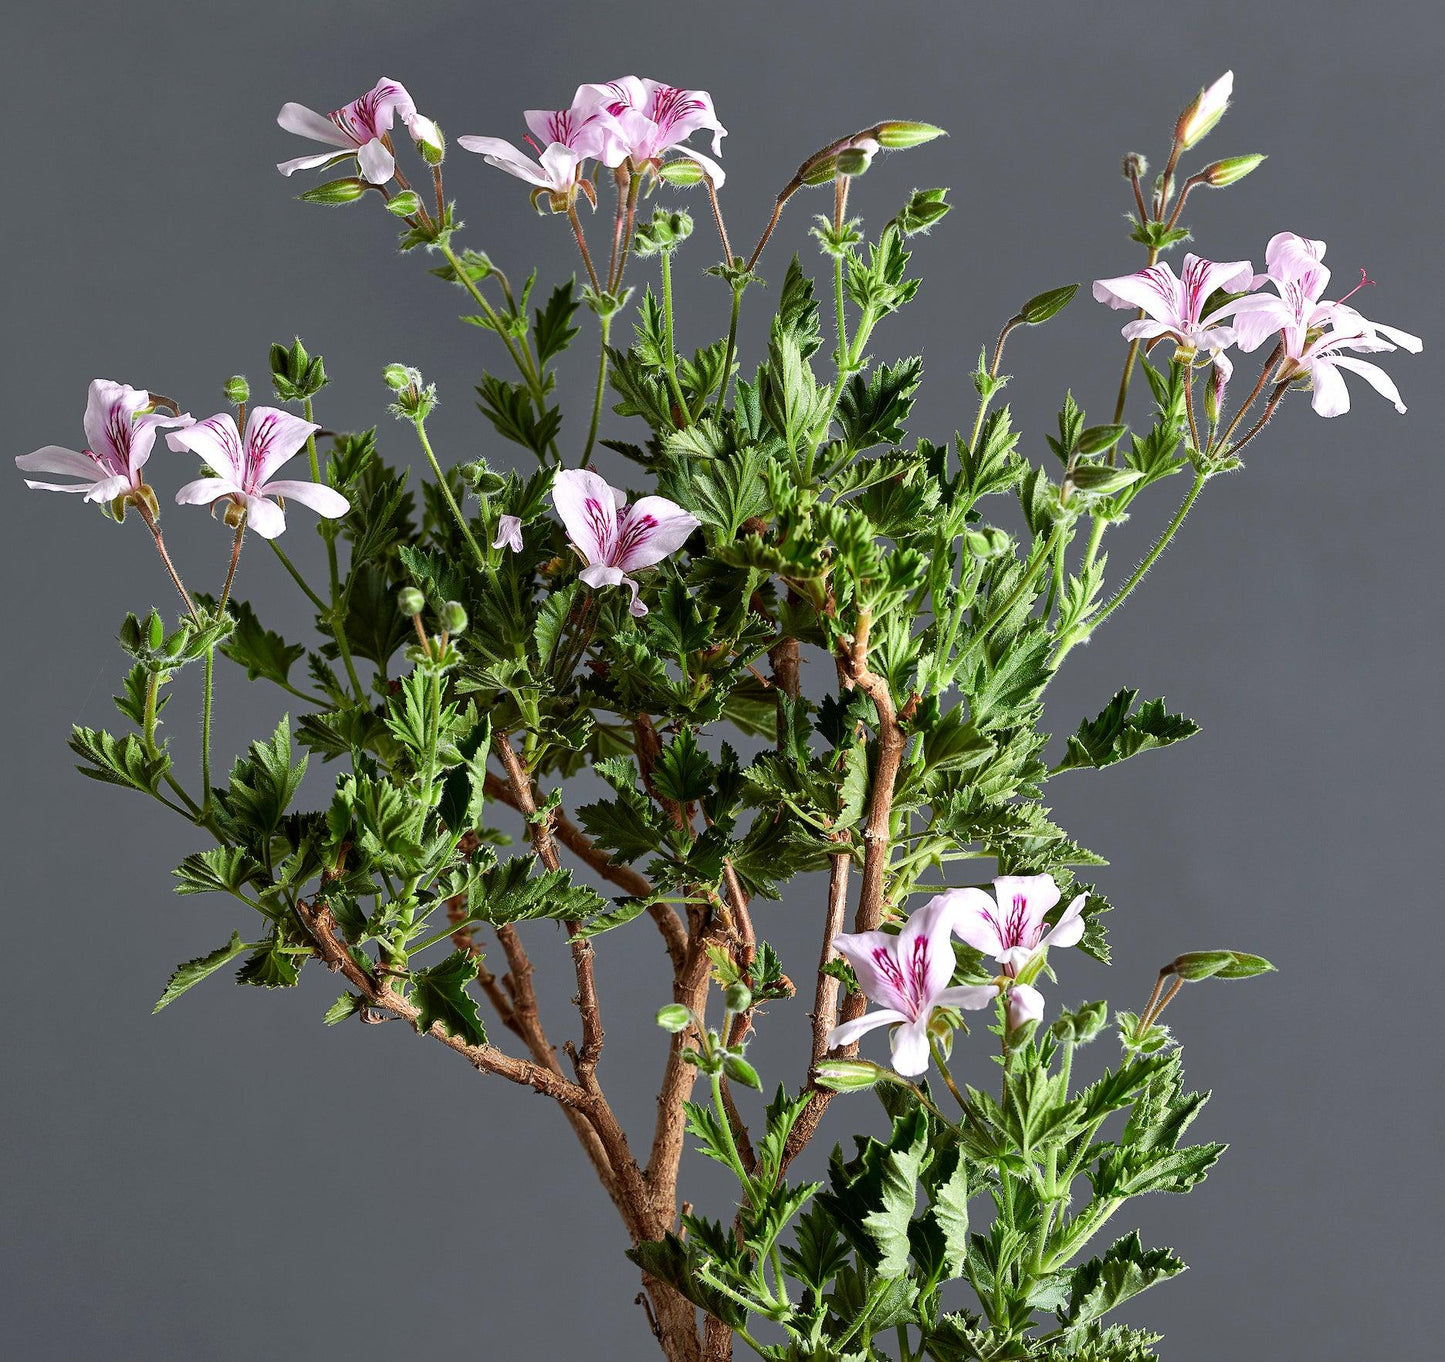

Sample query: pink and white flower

[458,102,625,206]
[493,514,524,553]
[1093,254,1257,379]
[277,78,424,185]
[551,469,698,616]
[573,76,727,184]
[17,380,189,504]
[945,873,1086,976]
[168,407,349,539]
[1228,232,1422,417]
[825,897,998,1076]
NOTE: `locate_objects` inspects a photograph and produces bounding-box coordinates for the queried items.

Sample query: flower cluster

[458,76,727,208]
[829,875,1085,1075]
[15,380,350,539]
[278,78,440,185]
[1094,231,1422,417]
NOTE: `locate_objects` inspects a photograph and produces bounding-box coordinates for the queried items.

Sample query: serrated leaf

[411,949,488,1044]
[1054,690,1199,773]
[153,932,248,1012]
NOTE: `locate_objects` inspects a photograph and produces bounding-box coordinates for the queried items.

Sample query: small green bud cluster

[384,363,437,421]
[633,209,694,257]
[222,375,250,405]
[270,338,328,401]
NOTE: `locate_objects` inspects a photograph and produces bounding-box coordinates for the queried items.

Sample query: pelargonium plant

[18,69,1420,1361]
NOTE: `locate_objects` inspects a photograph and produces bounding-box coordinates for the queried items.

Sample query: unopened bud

[723,982,752,1013]
[655,1003,691,1033]
[386,190,423,217]
[1204,365,1226,425]
[875,120,947,149]
[396,586,425,617]
[965,527,1012,560]
[1020,282,1080,325]
[723,1055,762,1090]
[836,138,878,176]
[408,114,445,165]
[813,1059,884,1092]
[656,159,704,186]
[382,363,421,391]
[438,600,468,635]
[1121,151,1148,180]
[1175,71,1233,150]
[299,177,369,205]
[800,152,840,187]
[1201,153,1266,188]
[892,187,951,235]
[223,375,250,404]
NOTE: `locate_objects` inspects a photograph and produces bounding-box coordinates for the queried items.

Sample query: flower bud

[655,1003,692,1033]
[800,152,840,187]
[396,586,425,617]
[223,375,250,404]
[383,362,422,391]
[723,982,752,1013]
[892,187,951,235]
[408,114,445,165]
[656,159,704,186]
[1175,71,1233,150]
[1121,151,1148,180]
[875,120,947,149]
[813,1059,885,1092]
[386,190,423,217]
[1020,283,1080,325]
[723,1055,762,1091]
[1204,365,1226,426]
[836,139,878,176]
[299,177,369,205]
[1201,153,1266,188]
[438,600,468,635]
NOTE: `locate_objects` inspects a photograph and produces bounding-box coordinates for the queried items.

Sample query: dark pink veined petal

[168,413,245,484]
[1092,264,1181,325]
[242,406,321,488]
[552,468,620,566]
[941,886,1009,957]
[612,496,699,572]
[82,379,151,479]
[831,929,912,1015]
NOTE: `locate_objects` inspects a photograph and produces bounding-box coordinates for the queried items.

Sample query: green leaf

[173,847,262,897]
[533,278,580,364]
[1063,1231,1185,1333]
[153,932,248,1012]
[70,726,170,795]
[1054,689,1199,773]
[411,949,488,1045]
[213,599,305,687]
[323,992,365,1025]
[837,357,923,452]
[652,728,715,805]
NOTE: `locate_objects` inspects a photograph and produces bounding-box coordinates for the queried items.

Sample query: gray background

[3,1,1440,1356]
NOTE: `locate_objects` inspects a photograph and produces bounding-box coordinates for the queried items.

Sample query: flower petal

[1307,358,1351,417]
[1037,894,1087,952]
[277,149,354,177]
[579,563,626,590]
[494,514,524,552]
[277,101,353,147]
[832,929,908,1014]
[895,894,964,1004]
[81,474,133,504]
[824,1009,907,1051]
[1006,984,1045,1029]
[552,468,618,564]
[175,477,242,506]
[1092,263,1179,321]
[355,138,395,185]
[243,407,322,485]
[936,984,1000,1011]
[888,1017,932,1076]
[258,478,351,519]
[244,494,288,539]
[941,887,1008,957]
[613,496,699,571]
[168,414,244,482]
[457,135,550,186]
[1330,355,1408,413]
[15,445,100,481]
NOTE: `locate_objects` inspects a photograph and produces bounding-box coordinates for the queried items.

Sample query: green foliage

[1054,690,1200,773]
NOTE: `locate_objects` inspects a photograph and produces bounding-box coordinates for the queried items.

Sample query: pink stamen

[1336,267,1376,306]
